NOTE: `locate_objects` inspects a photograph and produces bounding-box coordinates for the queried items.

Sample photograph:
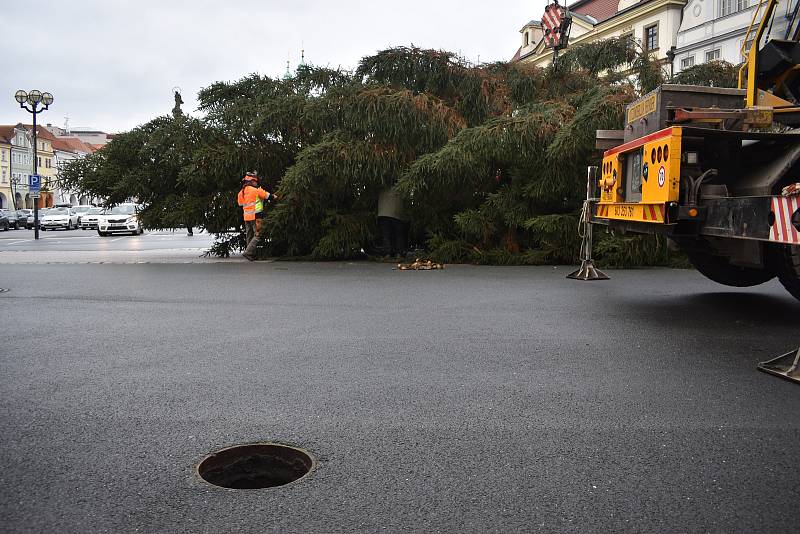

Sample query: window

[681,56,696,69]
[37,157,41,167]
[644,24,659,51]
[705,49,721,61]
[722,0,748,16]
[524,32,529,47]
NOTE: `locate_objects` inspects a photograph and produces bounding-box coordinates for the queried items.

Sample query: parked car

[19,209,32,228]
[41,207,79,230]
[80,207,106,230]
[0,210,9,231]
[1,209,14,228]
[26,209,49,229]
[10,210,29,229]
[97,204,143,236]
[72,205,94,226]
[7,211,18,229]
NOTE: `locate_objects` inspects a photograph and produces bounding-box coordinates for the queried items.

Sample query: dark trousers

[379,216,407,256]
[244,220,257,247]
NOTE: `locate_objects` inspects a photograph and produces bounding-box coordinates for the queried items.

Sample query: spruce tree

[61,39,682,266]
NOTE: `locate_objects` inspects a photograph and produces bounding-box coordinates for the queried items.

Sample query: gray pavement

[0,228,228,264]
[0,260,799,533]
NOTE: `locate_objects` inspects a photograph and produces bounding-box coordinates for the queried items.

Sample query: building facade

[44,124,105,206]
[51,136,97,205]
[0,124,76,208]
[62,127,111,147]
[0,135,10,209]
[673,0,797,74]
[516,0,687,71]
[28,125,57,207]
[5,125,33,209]
[514,20,544,61]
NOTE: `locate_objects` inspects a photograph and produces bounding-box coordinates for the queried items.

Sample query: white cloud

[1,0,548,132]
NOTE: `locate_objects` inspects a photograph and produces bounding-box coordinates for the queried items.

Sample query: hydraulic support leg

[758,346,800,384]
[567,166,609,281]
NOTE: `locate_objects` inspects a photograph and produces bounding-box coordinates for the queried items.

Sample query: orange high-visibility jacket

[237,185,269,221]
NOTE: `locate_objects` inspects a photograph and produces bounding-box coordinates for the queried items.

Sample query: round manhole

[197,443,315,489]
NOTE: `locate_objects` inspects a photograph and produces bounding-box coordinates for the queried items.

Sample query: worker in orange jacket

[237,171,277,260]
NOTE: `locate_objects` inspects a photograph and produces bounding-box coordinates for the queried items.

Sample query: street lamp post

[14,89,53,240]
[10,177,20,210]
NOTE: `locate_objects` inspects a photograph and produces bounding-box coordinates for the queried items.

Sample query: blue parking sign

[29,174,40,194]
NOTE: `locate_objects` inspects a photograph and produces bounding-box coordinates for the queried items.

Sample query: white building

[63,127,112,147]
[50,136,99,205]
[516,0,687,68]
[674,0,798,74]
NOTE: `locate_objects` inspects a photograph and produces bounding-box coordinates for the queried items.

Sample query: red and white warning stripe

[641,204,665,222]
[542,4,564,47]
[770,195,800,244]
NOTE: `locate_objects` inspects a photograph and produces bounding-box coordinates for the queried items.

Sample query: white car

[26,209,47,229]
[80,207,106,230]
[97,204,143,236]
[72,205,95,227]
[41,207,79,230]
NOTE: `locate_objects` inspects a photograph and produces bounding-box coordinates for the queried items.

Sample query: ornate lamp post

[14,89,53,239]
[10,176,20,210]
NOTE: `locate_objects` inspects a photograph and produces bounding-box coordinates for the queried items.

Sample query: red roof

[569,0,619,23]
[51,136,94,154]
[0,125,15,144]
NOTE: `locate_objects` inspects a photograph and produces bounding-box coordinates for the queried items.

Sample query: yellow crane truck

[588,0,800,302]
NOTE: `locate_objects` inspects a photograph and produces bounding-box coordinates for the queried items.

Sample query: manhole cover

[197,443,315,489]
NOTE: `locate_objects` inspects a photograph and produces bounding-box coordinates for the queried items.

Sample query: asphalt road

[0,228,219,263]
[1,261,798,533]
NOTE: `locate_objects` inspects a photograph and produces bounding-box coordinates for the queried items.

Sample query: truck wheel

[771,244,800,300]
[683,246,775,287]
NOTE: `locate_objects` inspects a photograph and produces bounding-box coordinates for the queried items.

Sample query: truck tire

[771,244,800,300]
[683,245,775,287]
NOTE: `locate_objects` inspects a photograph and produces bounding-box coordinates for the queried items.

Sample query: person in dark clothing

[377,186,408,257]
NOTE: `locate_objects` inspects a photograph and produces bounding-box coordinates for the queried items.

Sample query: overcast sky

[2,0,549,133]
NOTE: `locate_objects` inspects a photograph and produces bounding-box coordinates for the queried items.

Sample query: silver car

[26,209,48,229]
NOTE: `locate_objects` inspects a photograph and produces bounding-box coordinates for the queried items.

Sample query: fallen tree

[62,39,732,266]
